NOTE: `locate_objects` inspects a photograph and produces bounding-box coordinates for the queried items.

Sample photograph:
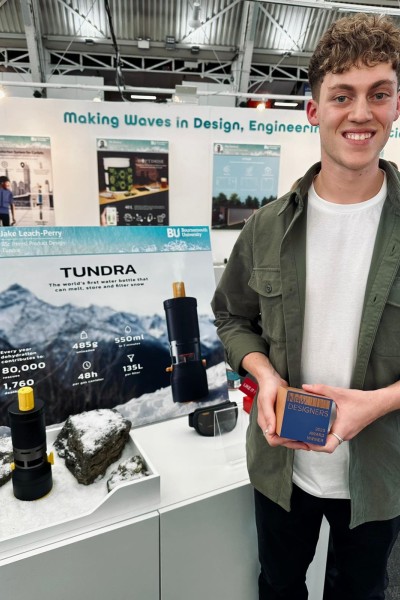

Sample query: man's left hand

[301,383,387,453]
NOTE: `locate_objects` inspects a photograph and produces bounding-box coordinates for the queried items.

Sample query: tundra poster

[0,226,227,427]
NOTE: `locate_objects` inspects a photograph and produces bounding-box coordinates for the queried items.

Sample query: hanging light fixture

[189,2,201,29]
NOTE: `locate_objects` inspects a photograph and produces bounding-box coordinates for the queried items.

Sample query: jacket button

[266,283,272,293]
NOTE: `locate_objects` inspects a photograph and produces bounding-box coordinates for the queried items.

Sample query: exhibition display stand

[0,397,329,600]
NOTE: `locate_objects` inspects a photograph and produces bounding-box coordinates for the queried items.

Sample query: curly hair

[308,13,400,98]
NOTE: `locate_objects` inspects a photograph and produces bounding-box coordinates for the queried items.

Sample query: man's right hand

[241,352,309,451]
[257,375,310,450]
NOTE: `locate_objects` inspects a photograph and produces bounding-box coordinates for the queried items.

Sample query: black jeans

[254,485,400,600]
[0,213,10,226]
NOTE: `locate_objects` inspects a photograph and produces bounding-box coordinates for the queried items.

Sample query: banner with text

[0,226,227,427]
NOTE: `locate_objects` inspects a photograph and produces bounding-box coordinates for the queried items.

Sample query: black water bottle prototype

[8,386,54,501]
[163,281,209,403]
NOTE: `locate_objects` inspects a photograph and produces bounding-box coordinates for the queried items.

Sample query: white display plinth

[0,428,160,560]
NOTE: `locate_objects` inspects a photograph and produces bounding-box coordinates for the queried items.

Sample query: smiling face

[307,62,400,175]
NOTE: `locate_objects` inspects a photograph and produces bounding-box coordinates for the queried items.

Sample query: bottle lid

[18,386,35,411]
[172,281,186,298]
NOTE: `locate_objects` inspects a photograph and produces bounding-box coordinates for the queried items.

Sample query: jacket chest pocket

[248,269,286,343]
[373,278,400,357]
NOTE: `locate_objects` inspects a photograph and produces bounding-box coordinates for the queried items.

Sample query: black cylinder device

[8,386,53,501]
[163,282,209,403]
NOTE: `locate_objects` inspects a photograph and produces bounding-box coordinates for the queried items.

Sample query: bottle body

[164,296,209,403]
[8,391,53,501]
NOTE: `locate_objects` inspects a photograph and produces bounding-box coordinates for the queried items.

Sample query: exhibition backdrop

[1,96,400,262]
[0,226,228,427]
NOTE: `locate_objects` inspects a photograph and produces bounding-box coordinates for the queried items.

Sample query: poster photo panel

[0,226,228,428]
[212,142,281,230]
[0,135,55,227]
[97,138,169,227]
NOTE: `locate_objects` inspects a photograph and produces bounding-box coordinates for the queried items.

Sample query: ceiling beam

[181,0,242,43]
[231,1,259,94]
[19,0,47,94]
[54,0,106,38]
[258,4,302,51]
[0,45,311,84]
[255,0,400,16]
[0,77,312,101]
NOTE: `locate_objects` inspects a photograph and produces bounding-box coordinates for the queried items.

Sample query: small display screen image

[97,139,169,227]
[212,143,280,230]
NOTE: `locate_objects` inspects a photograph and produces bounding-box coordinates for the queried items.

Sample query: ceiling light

[0,87,6,99]
[93,96,102,102]
[165,36,176,50]
[274,101,299,107]
[138,39,150,49]
[173,85,198,104]
[130,94,157,100]
[175,85,198,94]
[189,2,201,29]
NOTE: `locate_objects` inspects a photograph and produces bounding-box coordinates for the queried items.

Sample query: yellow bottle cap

[18,386,35,411]
[172,281,186,298]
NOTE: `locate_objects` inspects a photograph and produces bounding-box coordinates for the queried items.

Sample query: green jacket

[212,160,400,528]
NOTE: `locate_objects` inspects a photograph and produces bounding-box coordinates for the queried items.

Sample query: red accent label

[239,376,258,398]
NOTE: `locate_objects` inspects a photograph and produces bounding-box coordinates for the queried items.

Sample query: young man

[212,13,400,600]
[0,176,15,226]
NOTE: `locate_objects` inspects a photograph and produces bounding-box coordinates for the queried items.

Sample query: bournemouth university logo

[167,228,181,238]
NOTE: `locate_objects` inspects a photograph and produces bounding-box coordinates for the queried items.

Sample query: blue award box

[276,386,333,445]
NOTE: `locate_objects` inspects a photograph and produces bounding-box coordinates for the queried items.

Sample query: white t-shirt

[292,175,386,498]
